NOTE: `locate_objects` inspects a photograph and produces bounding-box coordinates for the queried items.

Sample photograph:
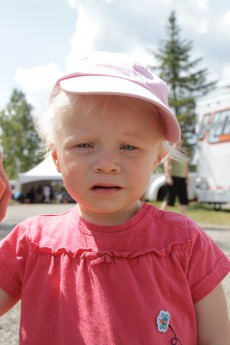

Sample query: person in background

[161,139,189,214]
[0,52,229,344]
[35,185,43,203]
[42,184,52,203]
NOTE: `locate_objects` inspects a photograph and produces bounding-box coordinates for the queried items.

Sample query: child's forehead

[60,95,161,133]
[60,95,158,122]
[63,94,157,113]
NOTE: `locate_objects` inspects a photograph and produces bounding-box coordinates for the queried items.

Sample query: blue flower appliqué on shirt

[156,310,182,344]
[156,310,170,332]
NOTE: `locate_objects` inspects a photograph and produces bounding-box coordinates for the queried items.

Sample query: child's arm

[0,288,19,316]
[163,158,173,185]
[195,283,230,344]
[0,152,12,222]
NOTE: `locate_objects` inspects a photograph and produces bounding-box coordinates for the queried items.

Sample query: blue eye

[78,143,93,148]
[121,145,137,151]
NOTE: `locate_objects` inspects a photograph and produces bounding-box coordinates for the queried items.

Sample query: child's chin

[0,179,6,199]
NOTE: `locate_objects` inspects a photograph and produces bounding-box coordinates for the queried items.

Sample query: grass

[149,201,230,227]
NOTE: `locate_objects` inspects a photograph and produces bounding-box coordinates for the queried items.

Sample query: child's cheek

[0,179,6,199]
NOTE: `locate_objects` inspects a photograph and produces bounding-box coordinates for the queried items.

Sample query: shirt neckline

[70,203,155,238]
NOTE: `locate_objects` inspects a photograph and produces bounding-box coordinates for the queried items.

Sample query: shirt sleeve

[0,220,30,299]
[187,220,230,303]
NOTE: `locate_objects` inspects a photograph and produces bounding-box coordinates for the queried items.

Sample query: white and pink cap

[51,51,181,143]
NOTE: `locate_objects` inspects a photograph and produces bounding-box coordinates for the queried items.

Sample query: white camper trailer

[196,87,230,209]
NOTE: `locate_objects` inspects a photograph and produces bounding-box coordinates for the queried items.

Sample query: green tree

[151,11,216,154]
[0,89,42,179]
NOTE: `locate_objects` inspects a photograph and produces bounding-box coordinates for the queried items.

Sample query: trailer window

[222,110,230,135]
[213,111,224,136]
[210,109,230,142]
[198,109,230,143]
[198,113,210,140]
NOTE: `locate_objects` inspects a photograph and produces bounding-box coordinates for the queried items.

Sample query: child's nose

[93,149,121,174]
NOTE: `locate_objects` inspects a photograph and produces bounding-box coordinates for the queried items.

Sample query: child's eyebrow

[121,131,148,141]
[62,134,92,145]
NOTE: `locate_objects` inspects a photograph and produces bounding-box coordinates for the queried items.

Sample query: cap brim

[60,76,181,143]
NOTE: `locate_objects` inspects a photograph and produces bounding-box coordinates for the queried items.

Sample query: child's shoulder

[145,203,203,241]
[30,208,74,226]
[146,203,193,227]
[144,204,222,262]
[8,208,75,241]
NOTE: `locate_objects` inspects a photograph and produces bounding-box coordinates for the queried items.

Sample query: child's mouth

[91,185,121,194]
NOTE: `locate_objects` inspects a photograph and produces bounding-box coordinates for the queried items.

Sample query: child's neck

[76,200,143,227]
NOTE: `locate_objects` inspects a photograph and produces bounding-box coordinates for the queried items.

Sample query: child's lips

[91,184,122,194]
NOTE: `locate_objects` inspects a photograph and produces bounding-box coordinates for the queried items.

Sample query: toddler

[0,52,230,344]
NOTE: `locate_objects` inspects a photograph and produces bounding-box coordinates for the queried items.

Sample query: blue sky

[1,0,230,113]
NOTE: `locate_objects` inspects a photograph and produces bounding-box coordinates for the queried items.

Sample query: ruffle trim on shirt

[29,241,191,266]
[70,203,156,238]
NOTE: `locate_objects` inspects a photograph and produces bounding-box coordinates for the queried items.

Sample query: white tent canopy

[18,155,62,185]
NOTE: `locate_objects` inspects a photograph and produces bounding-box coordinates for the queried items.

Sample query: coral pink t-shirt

[0,203,229,344]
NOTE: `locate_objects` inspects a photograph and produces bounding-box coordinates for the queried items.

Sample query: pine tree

[152,11,216,154]
[0,89,42,179]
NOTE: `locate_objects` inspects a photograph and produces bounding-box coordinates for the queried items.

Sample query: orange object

[0,179,6,199]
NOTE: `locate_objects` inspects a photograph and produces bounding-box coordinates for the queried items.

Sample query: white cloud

[66,0,76,8]
[215,10,230,38]
[220,65,230,87]
[15,63,61,92]
[15,63,62,115]
[64,0,214,60]
[64,0,169,71]
[65,6,101,70]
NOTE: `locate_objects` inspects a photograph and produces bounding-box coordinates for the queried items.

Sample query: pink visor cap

[52,51,181,143]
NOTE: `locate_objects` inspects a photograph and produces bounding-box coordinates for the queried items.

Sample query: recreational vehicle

[196,87,230,209]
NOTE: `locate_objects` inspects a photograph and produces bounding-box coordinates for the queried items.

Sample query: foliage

[0,89,42,179]
[151,11,216,155]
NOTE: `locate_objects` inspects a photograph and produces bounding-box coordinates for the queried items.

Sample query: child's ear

[50,147,62,173]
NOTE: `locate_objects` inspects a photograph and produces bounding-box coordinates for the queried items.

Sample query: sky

[1,0,230,114]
